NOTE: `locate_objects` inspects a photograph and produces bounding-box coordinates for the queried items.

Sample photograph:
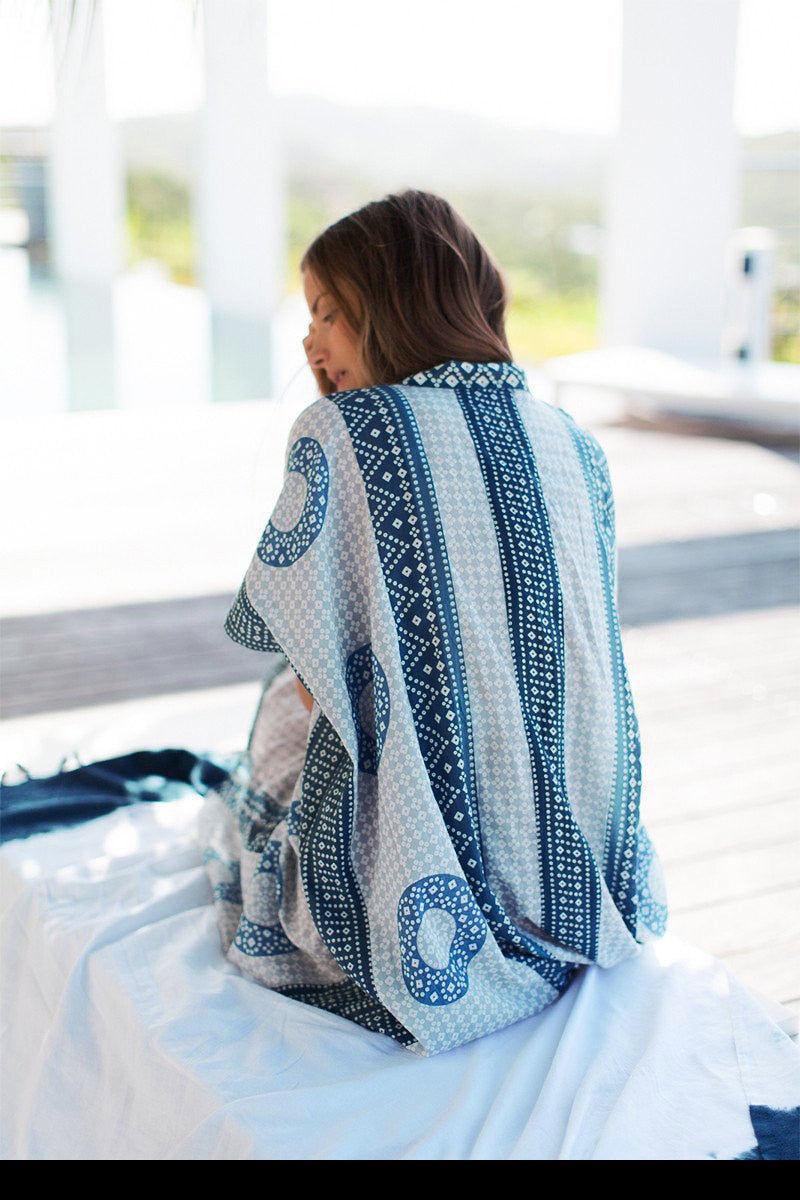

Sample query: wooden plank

[599,427,800,549]
[620,528,799,573]
[641,724,798,782]
[638,720,799,793]
[633,672,800,722]
[0,595,270,718]
[625,625,800,684]
[0,681,264,777]
[642,757,797,822]
[665,840,800,912]
[618,526,800,627]
[666,886,800,959]
[1,663,266,718]
[623,605,799,662]
[720,940,800,1008]
[1,594,236,646]
[1,637,257,676]
[4,639,255,678]
[649,796,798,863]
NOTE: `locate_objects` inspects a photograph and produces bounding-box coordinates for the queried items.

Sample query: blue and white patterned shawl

[203,359,668,1055]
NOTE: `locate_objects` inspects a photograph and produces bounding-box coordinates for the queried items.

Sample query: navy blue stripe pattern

[333,382,574,988]
[225,582,283,653]
[345,644,391,774]
[276,980,416,1045]
[565,417,640,935]
[297,712,378,999]
[455,382,602,961]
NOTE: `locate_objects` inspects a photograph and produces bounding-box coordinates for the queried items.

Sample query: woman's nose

[303,330,327,369]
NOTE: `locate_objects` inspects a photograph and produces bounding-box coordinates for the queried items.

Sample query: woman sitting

[200,189,668,1056]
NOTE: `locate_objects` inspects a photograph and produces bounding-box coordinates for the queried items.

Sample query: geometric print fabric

[203,358,669,1054]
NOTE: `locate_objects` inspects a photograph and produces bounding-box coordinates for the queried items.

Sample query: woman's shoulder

[287,391,358,437]
[283,389,392,471]
[553,403,611,467]
[289,382,410,439]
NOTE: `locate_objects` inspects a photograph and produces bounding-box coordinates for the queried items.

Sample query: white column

[48,0,122,285]
[601,0,740,363]
[47,0,121,409]
[198,0,284,400]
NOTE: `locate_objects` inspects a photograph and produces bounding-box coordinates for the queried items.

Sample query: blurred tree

[126,170,194,284]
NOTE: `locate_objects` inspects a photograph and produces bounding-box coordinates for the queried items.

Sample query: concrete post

[198,0,284,400]
[48,0,121,408]
[601,0,741,363]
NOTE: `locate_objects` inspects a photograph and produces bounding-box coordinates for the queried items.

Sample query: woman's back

[205,358,667,1055]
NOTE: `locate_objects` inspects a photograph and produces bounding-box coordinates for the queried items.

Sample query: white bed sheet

[2,795,798,1160]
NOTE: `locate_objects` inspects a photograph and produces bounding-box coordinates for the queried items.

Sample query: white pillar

[601,0,740,363]
[198,0,284,400]
[48,0,122,285]
[47,0,121,409]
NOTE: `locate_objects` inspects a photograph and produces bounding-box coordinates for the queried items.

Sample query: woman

[199,190,669,1056]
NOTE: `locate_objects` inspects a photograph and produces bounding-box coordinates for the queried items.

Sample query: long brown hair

[300,190,512,393]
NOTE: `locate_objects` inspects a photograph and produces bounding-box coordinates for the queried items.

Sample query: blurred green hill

[115,103,799,363]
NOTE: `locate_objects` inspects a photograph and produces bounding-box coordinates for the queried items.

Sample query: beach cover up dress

[199,358,670,1056]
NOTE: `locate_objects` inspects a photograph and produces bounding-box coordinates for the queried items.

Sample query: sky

[0,0,798,136]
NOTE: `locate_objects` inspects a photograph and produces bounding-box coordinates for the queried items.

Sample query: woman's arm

[295,676,313,713]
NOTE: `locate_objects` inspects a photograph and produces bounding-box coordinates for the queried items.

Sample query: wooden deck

[1,391,798,1022]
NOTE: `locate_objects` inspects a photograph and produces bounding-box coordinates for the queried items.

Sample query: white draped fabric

[2,794,797,1160]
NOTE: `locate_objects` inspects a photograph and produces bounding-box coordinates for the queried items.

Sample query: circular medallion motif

[270,470,308,532]
[397,874,487,1006]
[257,437,329,567]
